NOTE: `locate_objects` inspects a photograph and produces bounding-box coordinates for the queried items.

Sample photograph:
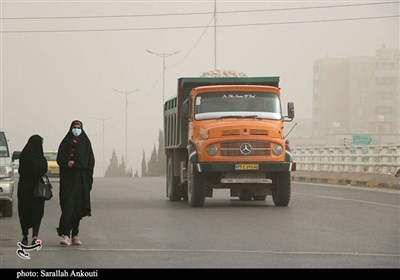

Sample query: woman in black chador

[57,120,95,246]
[18,134,48,245]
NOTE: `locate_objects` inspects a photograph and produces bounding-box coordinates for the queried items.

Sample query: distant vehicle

[12,151,20,177]
[0,129,15,217]
[44,151,59,178]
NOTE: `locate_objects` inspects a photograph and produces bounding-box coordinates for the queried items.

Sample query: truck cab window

[194,91,281,120]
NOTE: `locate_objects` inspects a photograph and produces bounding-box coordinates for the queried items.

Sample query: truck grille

[220,141,271,157]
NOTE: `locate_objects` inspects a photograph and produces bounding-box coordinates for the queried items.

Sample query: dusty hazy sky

[1,0,398,176]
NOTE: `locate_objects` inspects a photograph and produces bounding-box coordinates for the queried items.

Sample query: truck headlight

[207,145,218,156]
[272,145,283,156]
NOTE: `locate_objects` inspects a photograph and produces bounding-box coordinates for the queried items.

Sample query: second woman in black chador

[56,120,95,246]
[18,134,48,245]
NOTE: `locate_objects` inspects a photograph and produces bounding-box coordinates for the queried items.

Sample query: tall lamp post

[113,88,138,163]
[146,50,181,104]
[92,116,112,176]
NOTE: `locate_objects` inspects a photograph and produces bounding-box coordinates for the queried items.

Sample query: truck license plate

[235,164,259,170]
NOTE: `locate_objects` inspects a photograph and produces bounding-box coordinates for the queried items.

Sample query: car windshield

[194,91,281,120]
[0,132,9,157]
[44,152,57,161]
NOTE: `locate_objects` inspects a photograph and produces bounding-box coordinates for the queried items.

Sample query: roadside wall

[292,170,399,189]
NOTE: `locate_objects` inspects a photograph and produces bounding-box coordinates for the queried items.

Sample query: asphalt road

[1,176,399,268]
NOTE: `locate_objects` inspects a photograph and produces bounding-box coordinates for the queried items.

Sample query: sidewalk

[292,170,400,190]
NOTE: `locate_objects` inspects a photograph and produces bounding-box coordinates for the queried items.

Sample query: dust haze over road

[1,0,398,176]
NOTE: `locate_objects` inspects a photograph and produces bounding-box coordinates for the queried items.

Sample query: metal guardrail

[292,145,400,175]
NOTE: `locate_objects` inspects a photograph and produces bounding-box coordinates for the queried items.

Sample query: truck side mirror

[12,151,21,161]
[287,102,295,119]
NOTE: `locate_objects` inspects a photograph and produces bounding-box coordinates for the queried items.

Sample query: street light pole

[92,116,112,176]
[113,88,138,164]
[146,49,181,103]
[213,0,217,70]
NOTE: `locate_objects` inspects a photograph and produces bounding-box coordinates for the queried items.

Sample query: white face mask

[71,128,82,137]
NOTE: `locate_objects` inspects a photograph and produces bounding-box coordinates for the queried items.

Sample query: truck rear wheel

[167,156,183,201]
[1,200,13,217]
[272,172,291,206]
[187,163,205,207]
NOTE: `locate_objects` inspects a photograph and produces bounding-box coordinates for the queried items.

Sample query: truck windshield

[194,91,281,121]
[0,132,9,157]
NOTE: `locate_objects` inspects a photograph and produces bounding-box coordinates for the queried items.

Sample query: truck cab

[164,77,295,207]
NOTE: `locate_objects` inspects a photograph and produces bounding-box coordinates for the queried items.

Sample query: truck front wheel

[272,172,291,206]
[187,163,205,207]
[167,156,183,201]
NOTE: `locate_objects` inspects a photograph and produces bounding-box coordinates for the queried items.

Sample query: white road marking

[316,195,400,208]
[294,182,400,194]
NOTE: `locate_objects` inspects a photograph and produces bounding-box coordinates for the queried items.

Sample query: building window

[376,62,395,70]
[376,92,394,99]
[376,77,394,85]
[375,107,393,121]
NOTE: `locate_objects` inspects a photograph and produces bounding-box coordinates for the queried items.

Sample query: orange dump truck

[164,77,295,207]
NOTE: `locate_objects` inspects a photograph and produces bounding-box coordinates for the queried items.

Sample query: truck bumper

[192,162,296,173]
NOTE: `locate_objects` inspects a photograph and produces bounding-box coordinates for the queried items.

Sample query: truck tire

[182,182,188,201]
[272,172,291,206]
[167,156,183,201]
[187,163,205,207]
[1,200,13,217]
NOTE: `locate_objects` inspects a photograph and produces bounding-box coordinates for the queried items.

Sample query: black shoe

[31,238,37,245]
[21,236,28,246]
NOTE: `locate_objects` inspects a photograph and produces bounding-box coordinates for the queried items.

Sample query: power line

[129,73,162,106]
[168,15,214,69]
[1,14,398,34]
[1,1,398,20]
[218,1,400,15]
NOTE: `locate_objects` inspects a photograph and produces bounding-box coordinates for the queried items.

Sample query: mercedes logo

[239,143,252,155]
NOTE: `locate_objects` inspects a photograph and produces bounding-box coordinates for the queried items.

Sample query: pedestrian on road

[56,120,95,246]
[18,135,48,246]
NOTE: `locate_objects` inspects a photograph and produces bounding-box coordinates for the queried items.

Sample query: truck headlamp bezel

[272,145,283,156]
[207,145,218,156]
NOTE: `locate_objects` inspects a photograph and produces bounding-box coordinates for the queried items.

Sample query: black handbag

[33,175,53,200]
